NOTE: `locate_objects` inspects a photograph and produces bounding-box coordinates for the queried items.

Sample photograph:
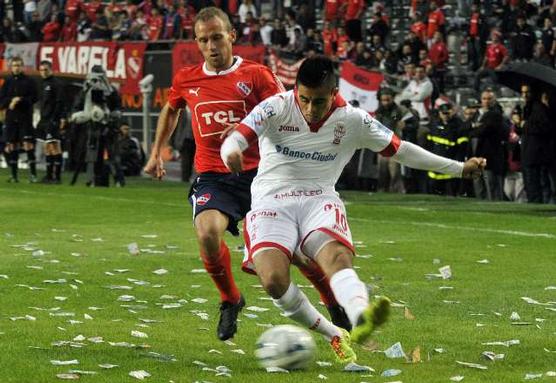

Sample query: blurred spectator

[65,0,82,22]
[511,13,536,61]
[28,11,43,41]
[397,43,416,73]
[41,13,61,41]
[83,0,103,23]
[369,34,386,54]
[426,1,445,44]
[163,4,182,40]
[60,14,77,41]
[405,31,426,60]
[467,3,484,71]
[324,0,342,23]
[76,10,91,41]
[238,0,257,23]
[335,26,352,59]
[504,106,526,202]
[474,30,509,93]
[396,65,433,128]
[305,28,323,54]
[376,87,409,193]
[367,11,389,43]
[260,16,273,46]
[469,89,506,201]
[541,17,556,63]
[321,21,337,57]
[296,4,315,31]
[24,0,37,25]
[533,42,553,67]
[270,18,288,49]
[429,31,448,93]
[37,0,52,23]
[118,123,145,177]
[350,41,372,68]
[410,11,427,43]
[90,7,111,40]
[147,8,163,41]
[520,84,554,203]
[343,0,365,42]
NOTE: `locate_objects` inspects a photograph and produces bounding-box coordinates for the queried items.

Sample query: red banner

[38,42,147,94]
[172,42,265,75]
[339,61,384,112]
[267,53,303,87]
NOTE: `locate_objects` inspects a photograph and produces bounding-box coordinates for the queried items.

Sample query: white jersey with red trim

[236,90,400,200]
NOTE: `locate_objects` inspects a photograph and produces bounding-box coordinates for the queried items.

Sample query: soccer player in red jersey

[145,7,349,341]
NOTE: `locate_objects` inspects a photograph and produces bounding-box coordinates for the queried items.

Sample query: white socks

[329,268,369,326]
[273,282,341,341]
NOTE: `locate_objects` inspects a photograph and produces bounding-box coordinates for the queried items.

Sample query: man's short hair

[296,55,337,89]
[39,60,52,68]
[10,56,23,64]
[194,7,232,32]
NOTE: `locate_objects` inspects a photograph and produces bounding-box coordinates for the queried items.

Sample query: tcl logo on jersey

[201,110,241,125]
[194,100,247,137]
[196,193,211,206]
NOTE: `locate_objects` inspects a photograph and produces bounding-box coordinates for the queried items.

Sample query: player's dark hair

[39,60,52,68]
[195,7,232,32]
[296,55,337,90]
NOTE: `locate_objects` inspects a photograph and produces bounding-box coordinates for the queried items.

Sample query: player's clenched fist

[144,155,166,180]
[462,157,487,179]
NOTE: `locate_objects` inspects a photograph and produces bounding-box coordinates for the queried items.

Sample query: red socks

[201,241,241,304]
[298,259,338,307]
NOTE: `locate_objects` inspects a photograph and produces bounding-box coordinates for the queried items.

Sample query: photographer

[36,60,66,184]
[70,65,124,187]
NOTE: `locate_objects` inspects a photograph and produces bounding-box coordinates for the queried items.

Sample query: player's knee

[196,228,221,255]
[260,269,289,299]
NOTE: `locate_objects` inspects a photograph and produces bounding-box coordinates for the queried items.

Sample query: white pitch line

[0,188,186,208]
[350,217,556,239]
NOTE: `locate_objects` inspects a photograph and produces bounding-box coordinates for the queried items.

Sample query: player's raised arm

[144,102,182,180]
[357,111,486,179]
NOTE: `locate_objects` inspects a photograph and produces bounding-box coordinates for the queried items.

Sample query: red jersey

[429,41,449,68]
[324,0,342,21]
[42,21,61,42]
[345,0,364,20]
[469,12,479,37]
[61,21,77,41]
[65,0,82,21]
[84,0,103,22]
[322,28,338,56]
[427,9,445,38]
[411,21,427,42]
[148,15,163,40]
[168,57,285,173]
[485,43,508,69]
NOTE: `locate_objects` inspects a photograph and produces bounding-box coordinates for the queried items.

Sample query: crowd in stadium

[1,0,555,203]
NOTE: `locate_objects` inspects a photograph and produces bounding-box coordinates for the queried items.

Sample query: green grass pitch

[1,170,555,382]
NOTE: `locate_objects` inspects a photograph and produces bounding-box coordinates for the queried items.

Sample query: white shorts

[242,192,354,273]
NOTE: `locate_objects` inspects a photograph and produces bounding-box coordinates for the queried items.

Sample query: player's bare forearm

[151,103,181,157]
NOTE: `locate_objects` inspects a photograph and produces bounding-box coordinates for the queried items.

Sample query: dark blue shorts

[188,169,257,236]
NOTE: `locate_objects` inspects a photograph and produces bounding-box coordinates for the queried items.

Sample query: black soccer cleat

[217,294,245,341]
[326,304,352,331]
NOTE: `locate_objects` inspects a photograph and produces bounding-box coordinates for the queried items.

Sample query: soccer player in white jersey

[221,55,486,361]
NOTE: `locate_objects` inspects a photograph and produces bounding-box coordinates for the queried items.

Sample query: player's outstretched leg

[256,249,356,363]
[329,268,391,344]
[294,255,352,331]
[350,296,391,344]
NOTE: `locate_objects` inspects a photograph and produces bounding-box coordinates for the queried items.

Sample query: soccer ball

[255,325,316,370]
